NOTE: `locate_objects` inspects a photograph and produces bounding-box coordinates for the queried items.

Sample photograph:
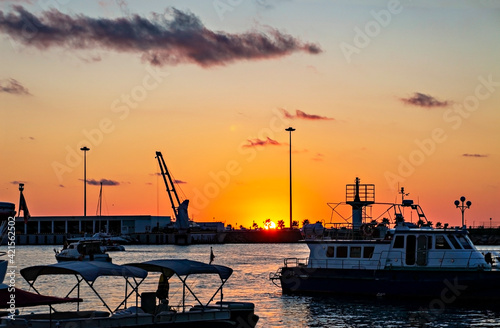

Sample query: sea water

[8,244,500,327]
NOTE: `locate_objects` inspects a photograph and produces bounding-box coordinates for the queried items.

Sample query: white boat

[68,232,133,244]
[54,240,112,262]
[271,177,500,300]
[101,243,126,252]
[1,259,258,327]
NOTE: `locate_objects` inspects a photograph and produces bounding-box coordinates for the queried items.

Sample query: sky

[1,0,499,229]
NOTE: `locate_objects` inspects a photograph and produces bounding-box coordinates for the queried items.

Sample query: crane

[155,151,190,230]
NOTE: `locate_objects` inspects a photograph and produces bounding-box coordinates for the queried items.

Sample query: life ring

[360,224,374,237]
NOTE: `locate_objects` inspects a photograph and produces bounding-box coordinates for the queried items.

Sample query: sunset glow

[264,220,277,230]
[1,2,499,229]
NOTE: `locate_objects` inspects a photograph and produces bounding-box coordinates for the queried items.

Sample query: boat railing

[378,249,488,269]
[307,258,375,270]
[283,257,308,267]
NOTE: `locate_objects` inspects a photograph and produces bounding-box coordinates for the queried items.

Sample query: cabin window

[363,246,375,258]
[427,236,433,249]
[350,246,362,258]
[448,235,462,249]
[435,235,451,249]
[326,246,335,258]
[393,235,405,248]
[456,235,472,249]
[337,246,348,258]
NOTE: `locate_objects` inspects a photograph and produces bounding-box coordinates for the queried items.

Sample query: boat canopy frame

[127,259,233,312]
[20,261,148,313]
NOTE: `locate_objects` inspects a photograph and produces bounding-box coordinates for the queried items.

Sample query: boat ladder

[269,268,282,287]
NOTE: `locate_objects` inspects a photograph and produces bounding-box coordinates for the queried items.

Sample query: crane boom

[155,151,181,220]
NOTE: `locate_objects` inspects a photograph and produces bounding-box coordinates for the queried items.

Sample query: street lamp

[454,196,471,228]
[285,127,295,229]
[80,146,90,217]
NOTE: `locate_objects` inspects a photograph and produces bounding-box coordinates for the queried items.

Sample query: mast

[346,177,375,230]
[96,181,103,216]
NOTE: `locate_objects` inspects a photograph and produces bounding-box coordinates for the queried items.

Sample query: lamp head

[454,200,460,207]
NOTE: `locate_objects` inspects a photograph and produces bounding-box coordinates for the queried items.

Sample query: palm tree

[292,220,299,229]
[302,219,310,227]
[277,220,285,229]
[435,222,442,228]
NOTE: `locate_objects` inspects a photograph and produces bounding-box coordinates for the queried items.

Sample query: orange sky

[1,1,499,229]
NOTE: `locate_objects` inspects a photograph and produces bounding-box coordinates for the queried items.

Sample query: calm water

[8,244,500,327]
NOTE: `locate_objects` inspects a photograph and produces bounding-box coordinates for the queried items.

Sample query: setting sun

[264,220,277,230]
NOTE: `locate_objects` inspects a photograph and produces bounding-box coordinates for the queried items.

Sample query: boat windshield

[456,234,473,249]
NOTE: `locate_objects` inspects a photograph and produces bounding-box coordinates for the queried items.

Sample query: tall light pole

[454,196,471,228]
[81,146,90,217]
[285,127,295,229]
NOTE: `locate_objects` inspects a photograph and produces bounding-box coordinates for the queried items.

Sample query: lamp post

[285,127,295,229]
[454,196,471,228]
[80,146,90,217]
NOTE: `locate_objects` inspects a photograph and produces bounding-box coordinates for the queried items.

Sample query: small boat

[270,177,500,300]
[68,232,133,244]
[2,259,258,327]
[100,242,126,252]
[54,240,112,262]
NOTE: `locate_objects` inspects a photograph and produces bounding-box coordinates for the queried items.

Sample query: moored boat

[54,240,112,262]
[1,259,258,327]
[270,177,500,300]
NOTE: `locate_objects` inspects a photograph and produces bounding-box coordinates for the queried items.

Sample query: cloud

[151,173,187,184]
[10,180,26,185]
[462,153,488,158]
[312,153,324,161]
[0,78,31,95]
[86,178,120,186]
[400,92,449,108]
[281,108,334,120]
[242,137,282,148]
[0,6,321,67]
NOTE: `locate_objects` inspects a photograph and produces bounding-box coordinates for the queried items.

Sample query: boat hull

[280,266,500,300]
[55,254,111,262]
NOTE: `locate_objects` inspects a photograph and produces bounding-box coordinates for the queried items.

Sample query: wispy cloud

[10,180,26,185]
[0,78,31,95]
[151,173,187,184]
[462,153,488,158]
[85,178,120,186]
[242,137,282,148]
[400,92,449,108]
[0,6,321,67]
[312,153,324,161]
[280,108,334,121]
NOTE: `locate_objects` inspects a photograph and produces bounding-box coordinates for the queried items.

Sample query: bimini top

[20,261,148,283]
[127,259,233,280]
